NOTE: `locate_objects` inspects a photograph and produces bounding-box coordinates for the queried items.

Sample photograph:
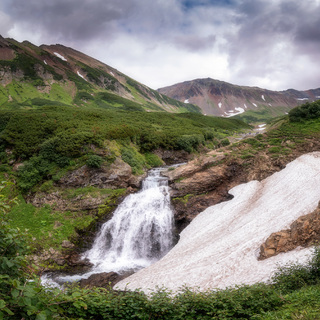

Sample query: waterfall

[83,167,174,274]
[43,166,176,286]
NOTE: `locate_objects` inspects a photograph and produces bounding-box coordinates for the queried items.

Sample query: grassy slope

[0,40,201,114]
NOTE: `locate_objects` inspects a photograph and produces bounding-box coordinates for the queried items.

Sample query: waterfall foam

[84,167,174,274]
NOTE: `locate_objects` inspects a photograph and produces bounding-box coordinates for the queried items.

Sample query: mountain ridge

[0,35,200,113]
[158,77,320,121]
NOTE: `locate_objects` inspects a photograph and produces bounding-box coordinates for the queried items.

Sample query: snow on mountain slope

[116,152,320,293]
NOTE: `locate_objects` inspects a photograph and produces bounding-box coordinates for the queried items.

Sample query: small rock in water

[79,272,132,289]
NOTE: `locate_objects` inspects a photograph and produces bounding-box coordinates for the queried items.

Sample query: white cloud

[0,10,13,35]
[84,34,230,89]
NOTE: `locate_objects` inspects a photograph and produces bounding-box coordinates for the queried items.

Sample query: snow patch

[252,103,258,107]
[224,107,245,117]
[297,98,309,101]
[43,60,47,65]
[53,52,67,61]
[268,103,272,107]
[110,71,115,76]
[244,104,247,109]
[257,123,266,131]
[184,99,189,104]
[218,102,222,109]
[261,95,266,101]
[77,71,87,81]
[116,152,320,293]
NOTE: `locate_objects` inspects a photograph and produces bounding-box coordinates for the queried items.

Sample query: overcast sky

[1,0,320,91]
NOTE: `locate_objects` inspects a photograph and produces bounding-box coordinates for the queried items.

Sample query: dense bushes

[0,106,249,191]
[0,106,248,158]
[289,100,320,122]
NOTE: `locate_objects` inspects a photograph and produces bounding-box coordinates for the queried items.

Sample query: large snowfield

[116,152,320,293]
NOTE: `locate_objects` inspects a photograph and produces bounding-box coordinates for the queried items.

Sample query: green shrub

[176,134,204,153]
[86,154,103,168]
[220,138,230,147]
[17,156,54,192]
[289,101,320,122]
[121,146,146,174]
[144,152,164,167]
[272,247,320,293]
[40,138,70,167]
[244,138,264,148]
[268,146,282,154]
[0,152,7,163]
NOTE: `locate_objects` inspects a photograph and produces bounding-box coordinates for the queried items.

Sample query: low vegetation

[0,105,249,191]
[1,189,320,319]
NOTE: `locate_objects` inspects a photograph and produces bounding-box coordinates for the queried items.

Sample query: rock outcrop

[58,158,144,189]
[259,203,320,260]
[79,272,133,289]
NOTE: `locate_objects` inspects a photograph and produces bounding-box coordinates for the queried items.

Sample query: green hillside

[0,37,201,114]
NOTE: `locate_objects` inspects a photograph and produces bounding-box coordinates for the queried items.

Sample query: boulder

[79,272,131,289]
[259,203,320,259]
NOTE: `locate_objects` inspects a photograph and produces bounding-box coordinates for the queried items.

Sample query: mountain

[0,35,200,113]
[158,78,320,121]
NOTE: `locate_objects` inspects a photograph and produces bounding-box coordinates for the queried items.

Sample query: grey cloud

[3,0,136,43]
[225,0,320,89]
[174,34,216,51]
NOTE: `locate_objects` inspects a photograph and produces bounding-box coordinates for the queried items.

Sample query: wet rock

[172,190,233,234]
[79,272,132,289]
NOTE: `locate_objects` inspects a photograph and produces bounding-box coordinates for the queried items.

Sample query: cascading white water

[83,167,174,274]
[42,166,176,286]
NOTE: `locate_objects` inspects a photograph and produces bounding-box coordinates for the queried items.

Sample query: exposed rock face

[154,149,192,165]
[30,191,109,212]
[163,151,228,197]
[58,159,143,189]
[30,249,92,272]
[259,203,320,260]
[172,191,233,234]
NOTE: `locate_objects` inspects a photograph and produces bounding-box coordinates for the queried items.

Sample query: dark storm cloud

[182,0,235,10]
[2,0,135,42]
